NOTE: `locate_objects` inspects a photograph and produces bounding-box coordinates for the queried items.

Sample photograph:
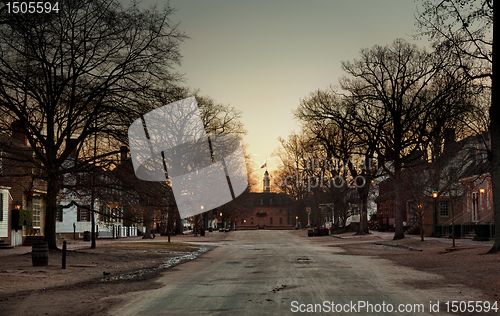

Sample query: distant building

[374,130,494,236]
[0,121,47,246]
[55,147,139,240]
[234,170,294,230]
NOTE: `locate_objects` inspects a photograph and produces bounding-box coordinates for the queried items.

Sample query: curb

[374,242,423,252]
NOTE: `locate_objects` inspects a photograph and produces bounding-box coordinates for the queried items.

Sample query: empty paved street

[110,230,485,315]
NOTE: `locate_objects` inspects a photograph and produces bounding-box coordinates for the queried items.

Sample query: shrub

[474,224,494,239]
[473,236,489,241]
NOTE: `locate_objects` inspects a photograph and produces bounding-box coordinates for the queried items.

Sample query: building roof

[459,160,490,181]
[375,191,394,203]
[250,192,290,207]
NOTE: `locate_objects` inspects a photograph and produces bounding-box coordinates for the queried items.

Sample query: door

[258,218,265,229]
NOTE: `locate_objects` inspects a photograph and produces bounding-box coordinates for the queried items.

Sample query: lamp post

[451,200,456,248]
[14,201,21,210]
[432,189,438,236]
[418,204,424,241]
[306,207,311,227]
[450,185,457,248]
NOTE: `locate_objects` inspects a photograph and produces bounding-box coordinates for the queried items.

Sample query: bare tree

[341,39,474,240]
[415,0,500,253]
[272,130,353,230]
[294,87,381,235]
[415,0,492,81]
[0,0,185,249]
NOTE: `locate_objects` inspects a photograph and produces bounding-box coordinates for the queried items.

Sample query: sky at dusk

[134,0,427,184]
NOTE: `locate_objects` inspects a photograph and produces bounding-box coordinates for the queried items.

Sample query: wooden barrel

[32,241,49,266]
[83,231,90,241]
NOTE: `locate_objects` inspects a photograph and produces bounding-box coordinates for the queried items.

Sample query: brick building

[235,171,294,230]
[375,130,494,237]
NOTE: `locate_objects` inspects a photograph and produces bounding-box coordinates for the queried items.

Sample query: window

[260,199,263,205]
[279,217,283,225]
[270,217,273,225]
[439,202,449,217]
[99,207,107,221]
[0,193,3,221]
[270,198,273,205]
[77,206,90,222]
[241,218,245,225]
[100,206,112,222]
[31,151,40,175]
[56,206,63,222]
[472,192,479,221]
[250,218,253,225]
[32,197,41,228]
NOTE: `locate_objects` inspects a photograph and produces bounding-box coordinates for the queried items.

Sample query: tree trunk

[167,209,174,234]
[193,214,200,236]
[393,168,405,240]
[203,212,208,229]
[356,186,370,235]
[489,1,500,254]
[489,118,500,252]
[44,172,59,250]
[174,209,183,234]
[142,206,153,239]
[420,215,424,242]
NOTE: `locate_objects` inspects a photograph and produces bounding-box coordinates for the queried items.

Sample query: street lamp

[416,203,423,241]
[306,207,311,227]
[432,189,438,236]
[14,201,21,210]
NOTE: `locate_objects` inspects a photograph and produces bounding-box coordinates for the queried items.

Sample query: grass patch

[139,253,175,258]
[102,242,199,252]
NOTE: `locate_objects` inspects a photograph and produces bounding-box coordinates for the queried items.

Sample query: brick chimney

[443,128,455,151]
[66,139,79,157]
[120,146,128,162]
[11,120,27,145]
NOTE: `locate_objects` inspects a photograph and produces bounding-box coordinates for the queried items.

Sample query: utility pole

[90,117,97,249]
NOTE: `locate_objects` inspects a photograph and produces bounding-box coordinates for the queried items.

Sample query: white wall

[56,202,138,237]
[56,203,92,233]
[11,230,22,246]
[0,189,10,238]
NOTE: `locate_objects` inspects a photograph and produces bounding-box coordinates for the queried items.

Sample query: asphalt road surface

[110,230,484,315]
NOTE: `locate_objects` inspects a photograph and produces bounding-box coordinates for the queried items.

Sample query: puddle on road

[100,247,210,282]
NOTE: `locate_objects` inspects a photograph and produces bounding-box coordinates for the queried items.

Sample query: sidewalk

[334,230,495,247]
[0,236,143,257]
[0,230,232,257]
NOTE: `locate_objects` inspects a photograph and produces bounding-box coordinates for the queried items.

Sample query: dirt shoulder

[1,230,499,315]
[0,232,230,316]
[302,230,500,302]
